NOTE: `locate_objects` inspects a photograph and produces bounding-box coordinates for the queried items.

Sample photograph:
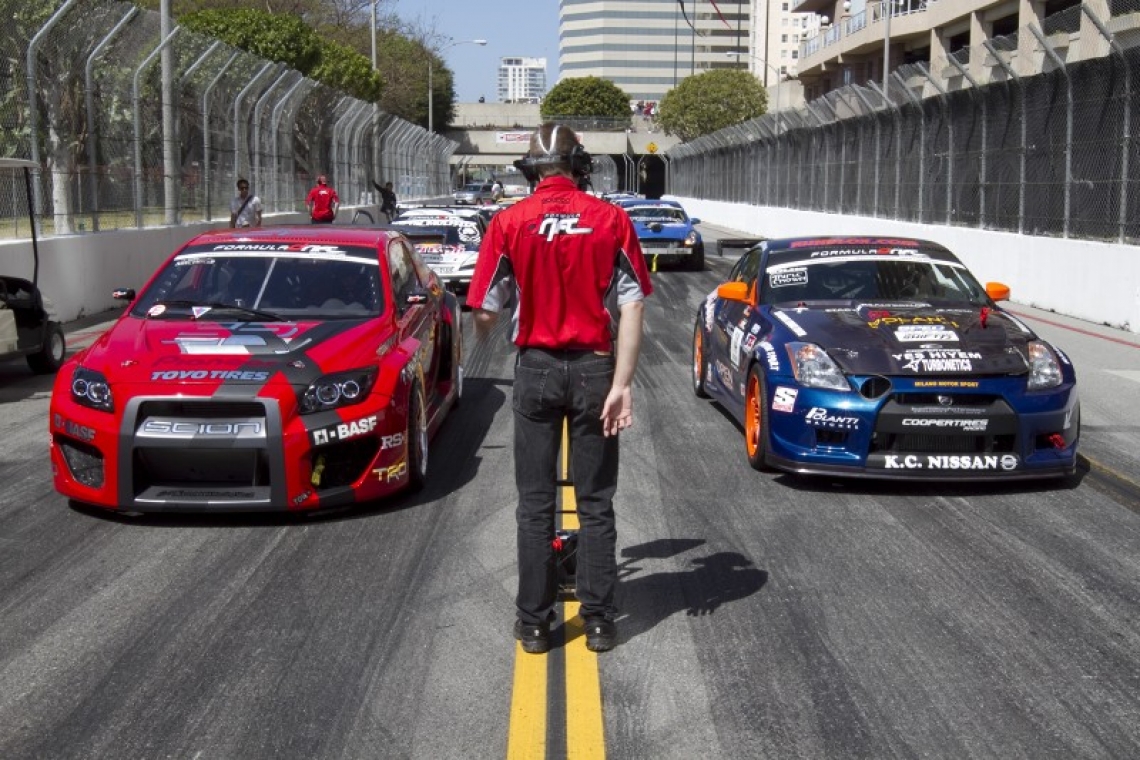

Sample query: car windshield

[760,258,990,305]
[131,245,385,320]
[624,206,687,223]
[461,183,490,192]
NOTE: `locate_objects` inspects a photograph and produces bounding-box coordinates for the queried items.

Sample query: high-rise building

[559,0,755,102]
[498,57,548,103]
[752,1,824,87]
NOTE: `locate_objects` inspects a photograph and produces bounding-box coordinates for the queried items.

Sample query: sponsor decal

[209,243,348,254]
[895,327,960,343]
[772,386,798,412]
[150,370,271,381]
[311,415,379,446]
[902,418,989,431]
[537,214,593,241]
[496,131,531,144]
[191,306,212,319]
[53,413,96,442]
[759,341,780,371]
[773,310,807,337]
[743,333,759,353]
[380,432,406,450]
[164,322,309,356]
[908,405,987,416]
[731,326,744,368]
[147,304,166,317]
[150,356,279,369]
[913,380,980,388]
[715,360,733,388]
[805,407,859,430]
[1054,346,1072,366]
[877,453,1019,471]
[373,459,408,482]
[1064,407,1074,430]
[892,350,981,373]
[155,489,257,499]
[703,293,717,331]
[770,268,808,287]
[750,324,761,335]
[292,490,313,505]
[869,315,959,329]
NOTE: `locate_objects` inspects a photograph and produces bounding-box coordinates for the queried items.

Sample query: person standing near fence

[306,175,339,224]
[229,178,262,228]
[467,122,653,655]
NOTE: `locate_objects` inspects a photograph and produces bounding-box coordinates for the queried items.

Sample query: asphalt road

[2,225,1140,759]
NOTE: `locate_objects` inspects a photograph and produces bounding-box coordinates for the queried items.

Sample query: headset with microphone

[513,125,594,187]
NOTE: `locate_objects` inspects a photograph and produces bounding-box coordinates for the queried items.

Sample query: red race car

[49,226,462,513]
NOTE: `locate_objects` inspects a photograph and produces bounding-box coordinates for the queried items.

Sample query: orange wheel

[692,320,710,398]
[744,365,770,471]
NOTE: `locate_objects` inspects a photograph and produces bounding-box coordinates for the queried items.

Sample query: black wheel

[688,244,705,271]
[406,383,428,492]
[692,319,710,398]
[744,364,773,471]
[27,322,65,374]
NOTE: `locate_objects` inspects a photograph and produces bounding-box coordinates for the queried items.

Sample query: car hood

[77,316,387,386]
[769,303,1035,376]
[633,220,695,239]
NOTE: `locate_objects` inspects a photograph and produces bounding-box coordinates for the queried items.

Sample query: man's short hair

[236,178,249,189]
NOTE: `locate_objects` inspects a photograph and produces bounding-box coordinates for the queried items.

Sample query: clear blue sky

[387,0,560,103]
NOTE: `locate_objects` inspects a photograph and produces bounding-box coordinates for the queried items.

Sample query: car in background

[393,206,485,248]
[50,226,462,513]
[692,236,1079,480]
[615,198,704,271]
[389,222,479,295]
[453,181,496,205]
[0,158,66,374]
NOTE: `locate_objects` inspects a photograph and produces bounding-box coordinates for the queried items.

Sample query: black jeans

[513,348,619,626]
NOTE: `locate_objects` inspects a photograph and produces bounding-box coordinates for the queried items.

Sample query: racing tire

[692,319,710,398]
[27,322,66,374]
[688,245,705,272]
[744,364,773,472]
[406,383,429,493]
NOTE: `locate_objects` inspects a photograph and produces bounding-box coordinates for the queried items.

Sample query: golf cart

[0,158,66,373]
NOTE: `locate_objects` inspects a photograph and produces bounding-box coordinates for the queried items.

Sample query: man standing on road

[467,123,653,654]
[306,174,339,224]
[229,178,262,228]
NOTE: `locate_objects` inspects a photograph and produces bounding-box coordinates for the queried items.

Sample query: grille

[139,400,266,418]
[872,433,1016,454]
[310,437,381,490]
[59,439,105,488]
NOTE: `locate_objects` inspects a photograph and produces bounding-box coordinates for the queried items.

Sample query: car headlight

[1026,340,1063,390]
[300,367,377,414]
[71,367,114,412]
[786,342,850,392]
[684,230,700,246]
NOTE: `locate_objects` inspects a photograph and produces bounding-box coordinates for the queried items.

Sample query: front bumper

[50,391,410,512]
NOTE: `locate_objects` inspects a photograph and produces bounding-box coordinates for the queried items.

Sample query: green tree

[181,8,380,102]
[540,77,631,121]
[658,69,768,142]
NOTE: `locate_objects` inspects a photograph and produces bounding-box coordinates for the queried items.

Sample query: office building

[498,57,548,103]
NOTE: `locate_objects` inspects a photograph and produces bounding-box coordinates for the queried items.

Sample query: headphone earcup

[569,144,593,178]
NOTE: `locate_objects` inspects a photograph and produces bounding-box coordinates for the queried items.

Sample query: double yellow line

[506,424,607,759]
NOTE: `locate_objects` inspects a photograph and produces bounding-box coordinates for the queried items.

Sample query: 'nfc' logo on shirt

[538,214,593,241]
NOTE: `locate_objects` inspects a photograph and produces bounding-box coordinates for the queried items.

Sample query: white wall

[0,210,312,323]
[671,197,1140,333]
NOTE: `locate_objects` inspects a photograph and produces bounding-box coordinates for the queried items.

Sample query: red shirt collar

[534,175,579,193]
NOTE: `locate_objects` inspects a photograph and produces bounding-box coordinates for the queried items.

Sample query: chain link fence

[667,2,1140,243]
[0,0,454,238]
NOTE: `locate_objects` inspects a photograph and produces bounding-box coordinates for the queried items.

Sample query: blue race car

[692,236,1079,480]
[615,198,704,271]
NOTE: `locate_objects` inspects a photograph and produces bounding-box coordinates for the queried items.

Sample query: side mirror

[690,218,701,225]
[717,281,750,303]
[985,282,1010,301]
[404,289,430,308]
[112,288,136,302]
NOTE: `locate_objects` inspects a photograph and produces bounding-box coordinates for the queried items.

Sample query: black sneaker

[513,619,551,654]
[583,617,617,652]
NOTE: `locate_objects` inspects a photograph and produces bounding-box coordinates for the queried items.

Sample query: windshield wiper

[148,299,286,322]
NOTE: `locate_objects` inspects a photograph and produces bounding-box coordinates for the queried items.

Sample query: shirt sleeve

[613,208,654,304]
[467,214,514,312]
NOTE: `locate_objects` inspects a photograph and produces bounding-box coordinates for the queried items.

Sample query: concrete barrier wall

[670,197,1140,334]
[0,210,324,323]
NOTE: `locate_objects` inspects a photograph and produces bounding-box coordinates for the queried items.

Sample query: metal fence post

[1081,5,1130,242]
[133,25,181,228]
[270,77,312,213]
[232,62,275,183]
[202,51,239,222]
[1028,24,1071,237]
[947,55,985,227]
[918,63,951,224]
[983,39,1023,234]
[85,6,137,233]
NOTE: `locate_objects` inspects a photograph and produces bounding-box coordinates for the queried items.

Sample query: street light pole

[428,38,487,136]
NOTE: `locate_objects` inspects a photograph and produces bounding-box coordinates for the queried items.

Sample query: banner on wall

[496,132,531,144]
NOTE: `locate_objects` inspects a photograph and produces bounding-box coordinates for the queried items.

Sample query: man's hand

[473,308,498,343]
[601,385,633,437]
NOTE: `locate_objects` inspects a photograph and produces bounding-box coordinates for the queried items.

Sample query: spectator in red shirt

[468,123,653,655]
[305,175,339,224]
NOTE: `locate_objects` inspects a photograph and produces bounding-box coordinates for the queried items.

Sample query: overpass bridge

[442,103,681,197]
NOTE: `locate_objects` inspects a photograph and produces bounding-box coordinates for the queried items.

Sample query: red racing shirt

[467,176,653,352]
[306,185,339,221]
